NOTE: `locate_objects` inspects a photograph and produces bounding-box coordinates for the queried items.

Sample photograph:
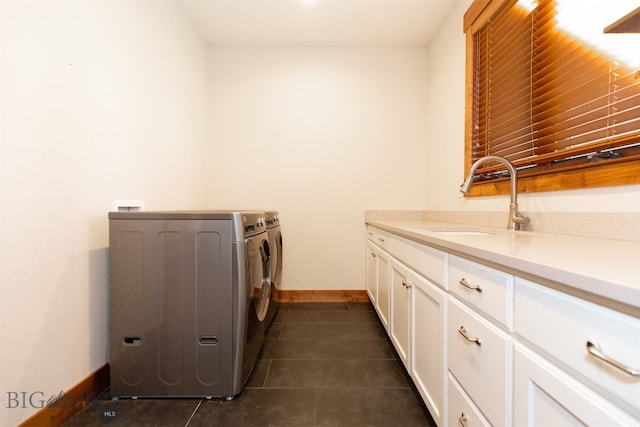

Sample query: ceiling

[178,0,457,46]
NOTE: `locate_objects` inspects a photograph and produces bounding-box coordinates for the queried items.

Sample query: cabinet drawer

[448,255,513,328]
[366,226,389,249]
[366,226,446,288]
[448,372,491,427]
[515,278,640,415]
[448,296,512,427]
[387,235,446,289]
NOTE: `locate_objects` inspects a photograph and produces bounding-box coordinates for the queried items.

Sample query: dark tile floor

[64,302,435,426]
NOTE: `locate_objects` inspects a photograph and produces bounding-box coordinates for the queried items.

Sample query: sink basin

[409,226,494,236]
[432,230,492,236]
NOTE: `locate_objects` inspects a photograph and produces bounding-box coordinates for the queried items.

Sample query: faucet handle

[512,212,530,227]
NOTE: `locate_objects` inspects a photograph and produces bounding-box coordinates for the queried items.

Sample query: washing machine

[264,211,283,329]
[108,210,271,399]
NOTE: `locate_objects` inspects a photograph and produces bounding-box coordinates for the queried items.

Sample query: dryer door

[239,232,271,391]
[247,234,271,322]
[270,227,283,290]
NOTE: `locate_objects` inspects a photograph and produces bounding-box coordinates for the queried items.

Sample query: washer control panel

[265,211,280,228]
[242,213,267,237]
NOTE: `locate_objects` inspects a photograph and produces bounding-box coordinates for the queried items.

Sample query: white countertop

[366,219,640,317]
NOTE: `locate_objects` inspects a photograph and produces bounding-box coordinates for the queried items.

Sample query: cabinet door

[514,343,637,427]
[515,278,640,413]
[448,372,491,427]
[376,249,390,332]
[412,272,447,427]
[448,296,512,427]
[366,242,377,305]
[390,258,411,369]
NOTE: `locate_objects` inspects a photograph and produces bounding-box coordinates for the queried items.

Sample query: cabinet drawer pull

[371,252,377,258]
[378,237,385,242]
[458,412,468,427]
[458,326,481,346]
[459,277,482,292]
[586,340,640,377]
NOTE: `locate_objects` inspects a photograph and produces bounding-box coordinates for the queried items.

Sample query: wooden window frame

[463,0,640,197]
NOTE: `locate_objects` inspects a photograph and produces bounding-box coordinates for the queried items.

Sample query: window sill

[464,159,640,196]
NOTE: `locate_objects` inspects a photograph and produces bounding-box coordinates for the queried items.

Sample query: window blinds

[470,0,640,179]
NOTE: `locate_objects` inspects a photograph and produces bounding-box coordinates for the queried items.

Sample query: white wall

[207,47,431,290]
[4,0,635,424]
[0,1,210,424]
[425,0,640,214]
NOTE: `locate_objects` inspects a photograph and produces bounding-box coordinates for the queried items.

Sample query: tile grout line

[313,387,318,427]
[262,359,274,388]
[183,398,203,427]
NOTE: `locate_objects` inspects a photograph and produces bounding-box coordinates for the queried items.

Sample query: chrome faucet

[460,155,530,231]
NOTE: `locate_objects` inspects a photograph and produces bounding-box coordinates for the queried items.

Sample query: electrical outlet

[112,199,144,212]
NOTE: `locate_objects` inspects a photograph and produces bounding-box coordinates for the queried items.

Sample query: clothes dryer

[264,211,283,329]
[108,210,270,399]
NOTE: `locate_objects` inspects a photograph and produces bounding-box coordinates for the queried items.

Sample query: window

[463,0,640,196]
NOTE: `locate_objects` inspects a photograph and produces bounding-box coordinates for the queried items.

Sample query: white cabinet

[366,228,390,332]
[448,296,512,427]
[448,372,491,427]
[387,234,446,288]
[376,249,390,332]
[515,278,640,420]
[366,241,377,305]
[448,255,513,329]
[447,256,514,427]
[366,225,447,427]
[513,343,638,427]
[412,271,446,427]
[390,258,411,369]
[365,222,640,427]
